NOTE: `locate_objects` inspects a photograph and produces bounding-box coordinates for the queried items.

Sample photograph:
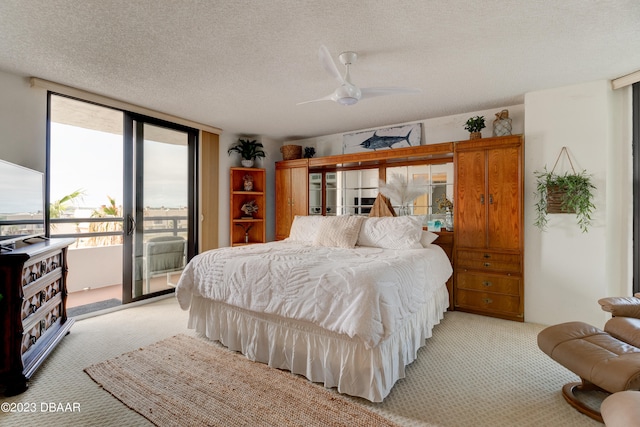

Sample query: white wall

[524,80,632,328]
[66,245,122,292]
[0,70,47,171]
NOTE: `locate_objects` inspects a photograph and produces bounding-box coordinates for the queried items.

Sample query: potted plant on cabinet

[464,116,486,140]
[533,167,596,233]
[227,139,266,167]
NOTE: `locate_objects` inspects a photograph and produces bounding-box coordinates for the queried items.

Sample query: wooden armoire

[453,135,524,321]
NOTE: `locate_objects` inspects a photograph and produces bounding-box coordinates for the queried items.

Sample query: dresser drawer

[21,297,63,356]
[20,251,62,287]
[455,289,521,316]
[456,272,521,296]
[456,250,521,273]
[21,276,62,321]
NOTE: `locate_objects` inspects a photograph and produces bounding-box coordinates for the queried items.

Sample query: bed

[176,215,452,402]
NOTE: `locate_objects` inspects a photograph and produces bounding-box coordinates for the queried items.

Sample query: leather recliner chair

[537,294,640,423]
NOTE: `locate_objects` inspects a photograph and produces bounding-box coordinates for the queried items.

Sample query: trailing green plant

[533,167,596,233]
[227,139,266,161]
[464,116,486,133]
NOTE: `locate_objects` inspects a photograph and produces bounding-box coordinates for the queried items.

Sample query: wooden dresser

[0,238,75,395]
[453,135,524,321]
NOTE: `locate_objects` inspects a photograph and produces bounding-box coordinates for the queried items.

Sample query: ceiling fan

[298,45,420,106]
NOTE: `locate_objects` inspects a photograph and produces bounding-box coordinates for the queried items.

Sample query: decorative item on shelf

[492,109,512,136]
[240,200,259,218]
[369,193,396,217]
[464,116,486,140]
[533,146,596,233]
[235,223,253,243]
[378,173,428,216]
[280,144,302,160]
[227,138,266,168]
[436,194,454,231]
[242,174,254,191]
[303,147,316,158]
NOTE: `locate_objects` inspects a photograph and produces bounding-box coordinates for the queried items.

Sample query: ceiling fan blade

[360,87,421,100]
[318,45,344,84]
[296,93,335,105]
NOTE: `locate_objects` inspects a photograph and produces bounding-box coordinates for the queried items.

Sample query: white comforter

[176,241,452,348]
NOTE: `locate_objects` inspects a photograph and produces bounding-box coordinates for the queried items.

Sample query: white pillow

[313,216,365,248]
[286,215,325,242]
[420,230,439,247]
[357,216,424,249]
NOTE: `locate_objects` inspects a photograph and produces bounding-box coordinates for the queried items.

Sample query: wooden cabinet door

[487,146,521,250]
[290,166,308,218]
[275,164,309,240]
[275,167,292,240]
[455,149,486,248]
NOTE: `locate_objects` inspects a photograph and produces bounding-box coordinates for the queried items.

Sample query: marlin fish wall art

[343,123,422,154]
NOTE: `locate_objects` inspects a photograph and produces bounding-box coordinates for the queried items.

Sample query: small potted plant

[228,139,266,167]
[464,116,486,140]
[303,147,316,158]
[533,167,596,233]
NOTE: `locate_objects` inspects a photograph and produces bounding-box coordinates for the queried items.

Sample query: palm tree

[88,196,123,246]
[49,189,85,219]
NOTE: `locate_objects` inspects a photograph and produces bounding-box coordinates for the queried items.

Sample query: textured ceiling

[1,1,639,141]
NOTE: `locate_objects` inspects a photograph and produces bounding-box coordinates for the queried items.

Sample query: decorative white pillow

[357,216,424,249]
[313,216,365,248]
[286,215,325,242]
[420,230,439,247]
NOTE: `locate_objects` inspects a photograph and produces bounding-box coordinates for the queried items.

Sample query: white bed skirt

[187,284,449,402]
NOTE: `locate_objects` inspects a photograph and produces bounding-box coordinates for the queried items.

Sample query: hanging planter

[533,147,596,233]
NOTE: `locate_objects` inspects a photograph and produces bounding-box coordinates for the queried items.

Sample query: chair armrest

[599,296,640,318]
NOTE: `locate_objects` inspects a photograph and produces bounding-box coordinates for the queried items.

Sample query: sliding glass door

[123,115,197,302]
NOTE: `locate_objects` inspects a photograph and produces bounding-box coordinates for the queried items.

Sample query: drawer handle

[483,262,491,267]
[29,272,39,282]
[482,281,493,287]
[40,319,46,331]
[483,298,493,304]
[30,303,38,314]
[40,290,47,303]
[40,260,47,274]
[30,336,37,345]
[483,254,491,259]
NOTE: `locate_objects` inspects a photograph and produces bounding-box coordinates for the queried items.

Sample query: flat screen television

[0,159,46,247]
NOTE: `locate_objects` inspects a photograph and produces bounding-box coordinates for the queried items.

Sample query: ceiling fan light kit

[298,45,420,106]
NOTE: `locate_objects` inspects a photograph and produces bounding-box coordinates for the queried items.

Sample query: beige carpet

[0,296,603,427]
[85,334,399,427]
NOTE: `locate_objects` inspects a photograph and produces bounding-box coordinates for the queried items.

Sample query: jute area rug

[84,334,398,427]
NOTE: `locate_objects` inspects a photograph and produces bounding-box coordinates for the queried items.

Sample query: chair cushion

[538,321,640,392]
[605,317,640,348]
[598,296,640,318]
[601,391,640,427]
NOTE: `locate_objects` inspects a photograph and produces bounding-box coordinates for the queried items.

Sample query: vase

[492,109,512,137]
[445,209,454,231]
[244,233,249,243]
[397,204,410,216]
[241,159,254,168]
[469,132,482,140]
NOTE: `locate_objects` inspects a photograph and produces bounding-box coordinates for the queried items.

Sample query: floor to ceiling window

[48,94,197,312]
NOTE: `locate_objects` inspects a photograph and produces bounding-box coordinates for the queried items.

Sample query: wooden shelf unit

[230,168,266,246]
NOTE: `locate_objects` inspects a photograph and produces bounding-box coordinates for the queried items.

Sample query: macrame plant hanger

[547,146,576,213]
